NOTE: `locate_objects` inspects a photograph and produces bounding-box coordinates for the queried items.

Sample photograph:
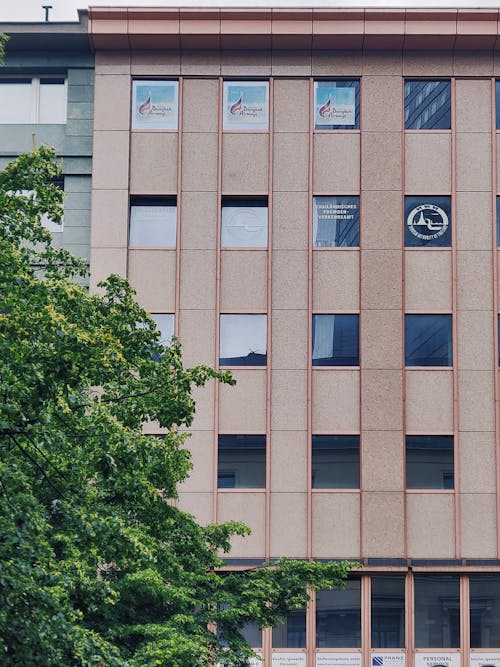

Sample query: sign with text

[470,654,500,667]
[415,653,460,667]
[272,652,307,667]
[404,195,451,247]
[371,652,406,667]
[316,652,362,667]
[132,80,179,130]
[313,196,359,247]
[314,82,357,128]
[223,81,269,130]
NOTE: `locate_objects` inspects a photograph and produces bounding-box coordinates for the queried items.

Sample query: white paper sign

[415,653,460,667]
[314,83,356,127]
[371,652,406,667]
[316,653,362,667]
[132,80,179,130]
[470,654,500,667]
[272,653,307,667]
[223,81,269,130]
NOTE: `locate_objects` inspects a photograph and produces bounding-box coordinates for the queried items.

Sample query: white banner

[272,653,307,667]
[223,81,269,130]
[415,653,460,667]
[131,80,179,130]
[316,653,362,667]
[470,654,500,667]
[371,652,406,667]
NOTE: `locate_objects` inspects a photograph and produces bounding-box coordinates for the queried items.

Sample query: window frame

[128,196,177,248]
[405,434,454,490]
[313,79,360,131]
[313,195,360,248]
[221,196,268,248]
[312,313,360,367]
[131,79,179,131]
[0,76,67,124]
[219,313,267,367]
[222,80,270,131]
[404,79,452,131]
[217,434,266,490]
[405,313,453,368]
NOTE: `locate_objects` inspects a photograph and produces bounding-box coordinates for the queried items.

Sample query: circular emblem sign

[406,203,449,241]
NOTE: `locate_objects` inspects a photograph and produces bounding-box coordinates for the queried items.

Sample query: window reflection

[219,314,267,366]
[371,576,405,649]
[316,581,361,648]
[312,314,359,366]
[414,575,460,648]
[405,314,452,367]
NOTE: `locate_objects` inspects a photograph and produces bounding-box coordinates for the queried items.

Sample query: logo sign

[132,81,178,130]
[316,653,362,667]
[404,196,452,247]
[314,82,357,128]
[313,196,360,247]
[371,653,406,667]
[415,653,460,667]
[223,81,269,130]
[470,654,500,667]
[221,205,268,247]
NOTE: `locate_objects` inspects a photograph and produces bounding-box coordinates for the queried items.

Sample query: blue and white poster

[314,83,356,128]
[132,80,178,130]
[223,81,269,130]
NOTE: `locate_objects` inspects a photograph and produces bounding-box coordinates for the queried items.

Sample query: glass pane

[312,314,359,366]
[312,435,359,489]
[217,435,266,488]
[405,314,452,367]
[241,622,262,648]
[405,80,451,130]
[129,203,177,247]
[313,196,359,248]
[316,581,361,648]
[219,314,267,366]
[414,575,460,648]
[273,610,306,648]
[406,435,454,490]
[223,81,269,131]
[221,201,268,247]
[371,576,405,648]
[404,196,451,248]
[0,81,33,123]
[150,313,174,346]
[314,80,360,130]
[39,79,66,123]
[470,575,500,648]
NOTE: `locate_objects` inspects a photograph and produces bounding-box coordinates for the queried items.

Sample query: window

[221,198,268,248]
[371,576,405,649]
[314,80,360,130]
[223,81,269,131]
[219,314,267,366]
[405,314,452,367]
[316,581,361,648]
[129,198,177,247]
[150,313,174,346]
[0,77,66,124]
[313,196,359,248]
[272,610,306,648]
[131,80,178,130]
[405,196,451,247]
[497,198,500,247]
[217,435,266,489]
[312,435,359,489]
[312,314,359,366]
[496,82,500,130]
[414,575,460,648]
[470,575,500,648]
[404,80,451,130]
[406,435,454,490]
[41,178,64,233]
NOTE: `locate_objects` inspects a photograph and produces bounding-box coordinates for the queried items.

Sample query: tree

[0,147,358,666]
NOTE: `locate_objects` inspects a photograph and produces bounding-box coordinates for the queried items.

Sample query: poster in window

[129,204,177,247]
[223,81,269,130]
[404,195,451,247]
[221,205,268,247]
[132,80,178,130]
[272,653,306,667]
[316,654,362,667]
[414,653,460,667]
[218,654,262,667]
[470,654,500,667]
[313,196,359,247]
[371,653,406,667]
[314,83,356,128]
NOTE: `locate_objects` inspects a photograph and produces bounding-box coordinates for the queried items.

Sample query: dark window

[314,80,360,130]
[414,575,460,648]
[241,622,262,649]
[312,314,359,366]
[405,80,451,130]
[313,196,360,248]
[316,581,361,648]
[371,576,405,649]
[221,197,268,248]
[405,314,452,367]
[404,195,451,247]
[272,609,306,648]
[217,435,266,489]
[219,314,267,367]
[312,435,359,489]
[470,575,500,648]
[406,435,454,489]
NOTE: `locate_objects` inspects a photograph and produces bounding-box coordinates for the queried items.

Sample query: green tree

[0,147,358,666]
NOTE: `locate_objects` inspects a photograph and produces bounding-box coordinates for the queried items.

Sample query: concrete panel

[272,50,312,76]
[177,492,212,526]
[270,493,307,557]
[89,247,127,291]
[455,79,491,133]
[220,251,267,311]
[363,51,403,75]
[361,310,402,371]
[95,51,131,75]
[362,370,403,431]
[130,132,178,194]
[189,381,215,432]
[178,309,216,368]
[221,50,271,76]
[274,133,309,192]
[90,189,129,248]
[127,249,176,311]
[457,251,492,310]
[403,51,453,76]
[178,431,214,493]
[407,493,455,558]
[312,493,360,558]
[458,370,495,432]
[94,74,131,131]
[313,251,359,312]
[362,492,404,557]
[313,134,360,193]
[361,250,402,310]
[218,492,265,557]
[130,50,180,75]
[312,370,360,432]
[460,494,497,558]
[271,310,308,371]
[272,251,308,309]
[219,369,267,432]
[180,191,218,250]
[405,250,452,312]
[181,50,221,76]
[454,51,493,77]
[456,192,493,251]
[459,431,496,493]
[271,370,308,431]
[362,133,402,191]
[180,249,216,308]
[270,430,308,492]
[405,133,451,194]
[406,370,453,432]
[222,133,268,193]
[312,50,362,76]
[457,310,494,371]
[182,79,219,133]
[456,133,491,192]
[361,76,402,133]
[362,190,402,250]
[273,191,308,250]
[93,131,129,190]
[362,431,404,492]
[182,133,218,192]
[273,79,309,133]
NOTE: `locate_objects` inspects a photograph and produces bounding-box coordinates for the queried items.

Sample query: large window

[312,435,359,489]
[371,576,405,649]
[313,196,360,248]
[404,80,451,130]
[404,196,451,247]
[217,435,266,489]
[272,610,306,648]
[316,581,361,648]
[312,314,359,366]
[150,313,175,346]
[470,575,500,648]
[129,198,177,247]
[406,435,454,490]
[314,80,360,130]
[414,575,460,648]
[219,314,267,366]
[0,78,66,124]
[405,314,452,367]
[223,81,269,131]
[221,198,268,248]
[131,80,179,130]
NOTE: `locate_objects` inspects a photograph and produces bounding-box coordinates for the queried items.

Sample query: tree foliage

[0,147,358,666]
